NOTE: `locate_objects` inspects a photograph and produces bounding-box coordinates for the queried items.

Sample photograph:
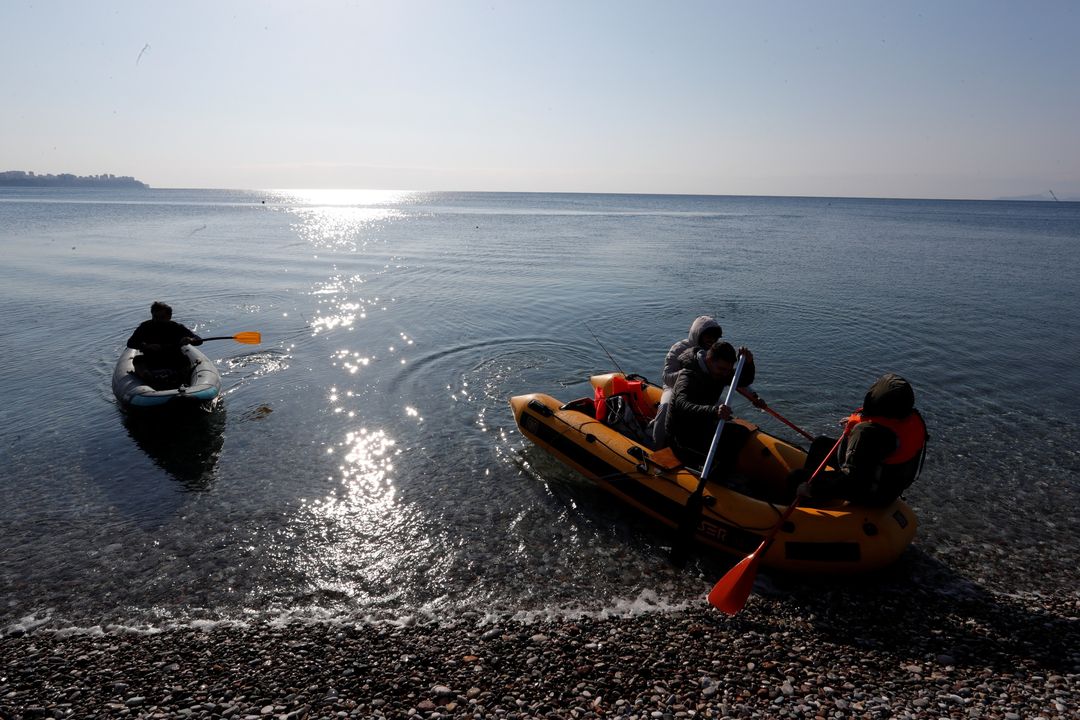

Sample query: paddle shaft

[698,354,748,483]
[755,430,848,548]
[737,388,814,441]
[674,353,748,562]
[199,332,261,344]
[707,425,852,614]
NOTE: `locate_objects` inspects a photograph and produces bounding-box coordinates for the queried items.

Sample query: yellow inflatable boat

[510,373,917,574]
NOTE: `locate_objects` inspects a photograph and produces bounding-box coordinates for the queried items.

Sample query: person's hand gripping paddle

[671,353,747,566]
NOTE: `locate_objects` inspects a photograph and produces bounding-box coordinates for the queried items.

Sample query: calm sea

[2,188,1078,632]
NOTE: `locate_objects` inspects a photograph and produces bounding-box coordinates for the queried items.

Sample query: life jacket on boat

[845,409,928,466]
[593,375,654,422]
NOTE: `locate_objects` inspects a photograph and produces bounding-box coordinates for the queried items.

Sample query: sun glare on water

[270,188,417,207]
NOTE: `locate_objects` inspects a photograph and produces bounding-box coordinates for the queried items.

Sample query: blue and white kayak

[112,345,222,408]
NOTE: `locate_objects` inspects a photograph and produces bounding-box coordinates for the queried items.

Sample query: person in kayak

[793,373,928,506]
[127,301,203,387]
[665,340,758,480]
[652,315,765,446]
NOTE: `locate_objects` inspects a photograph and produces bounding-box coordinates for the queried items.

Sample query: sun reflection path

[338,428,397,501]
[272,189,417,207]
[332,349,372,375]
[312,427,400,535]
[283,426,413,609]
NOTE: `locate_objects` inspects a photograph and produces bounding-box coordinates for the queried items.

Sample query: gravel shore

[3,574,1076,720]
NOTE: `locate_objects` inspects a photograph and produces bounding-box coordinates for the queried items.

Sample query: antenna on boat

[585,323,626,375]
[1049,189,1060,202]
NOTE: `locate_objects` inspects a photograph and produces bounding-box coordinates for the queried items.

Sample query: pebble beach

[4,569,1076,720]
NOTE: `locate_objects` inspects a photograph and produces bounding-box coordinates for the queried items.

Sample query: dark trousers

[672,422,750,482]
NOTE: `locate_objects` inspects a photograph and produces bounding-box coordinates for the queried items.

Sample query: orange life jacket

[594,376,653,422]
[845,409,927,465]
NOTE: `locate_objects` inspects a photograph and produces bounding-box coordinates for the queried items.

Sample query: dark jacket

[811,374,927,506]
[127,319,201,366]
[664,347,755,457]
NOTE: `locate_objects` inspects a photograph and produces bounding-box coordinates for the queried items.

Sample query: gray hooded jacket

[661,315,723,392]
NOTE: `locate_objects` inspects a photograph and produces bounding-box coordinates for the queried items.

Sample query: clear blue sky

[3,0,1078,198]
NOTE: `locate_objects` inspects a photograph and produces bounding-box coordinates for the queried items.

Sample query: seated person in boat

[126,301,203,387]
[795,374,928,506]
[653,316,765,446]
[652,315,722,446]
[665,340,757,480]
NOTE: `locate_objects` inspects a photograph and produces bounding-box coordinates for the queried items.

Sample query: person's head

[699,326,722,349]
[704,340,737,381]
[150,301,173,321]
[863,373,915,418]
[689,315,722,349]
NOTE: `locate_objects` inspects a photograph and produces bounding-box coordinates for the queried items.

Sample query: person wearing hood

[661,315,724,392]
[664,340,758,479]
[793,373,928,506]
[651,316,764,447]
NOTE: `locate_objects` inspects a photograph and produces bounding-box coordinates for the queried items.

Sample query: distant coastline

[0,170,149,189]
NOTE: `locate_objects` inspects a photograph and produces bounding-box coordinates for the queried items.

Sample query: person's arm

[661,342,686,388]
[178,324,203,346]
[670,371,724,421]
[126,322,157,351]
[126,325,145,350]
[734,347,756,388]
[840,423,897,483]
[737,386,767,409]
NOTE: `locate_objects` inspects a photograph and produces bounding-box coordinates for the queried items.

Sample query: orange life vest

[594,376,653,421]
[845,410,927,465]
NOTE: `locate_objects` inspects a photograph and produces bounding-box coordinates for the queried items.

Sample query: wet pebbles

[2,583,1076,719]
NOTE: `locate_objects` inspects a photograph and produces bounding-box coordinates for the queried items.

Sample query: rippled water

[2,188,1078,632]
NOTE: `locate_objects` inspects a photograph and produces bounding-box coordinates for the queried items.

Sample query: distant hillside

[0,170,149,189]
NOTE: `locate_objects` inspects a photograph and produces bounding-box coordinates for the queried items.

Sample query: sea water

[1,188,1078,632]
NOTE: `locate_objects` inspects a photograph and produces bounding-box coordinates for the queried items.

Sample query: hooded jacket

[661,315,723,390]
[664,346,756,456]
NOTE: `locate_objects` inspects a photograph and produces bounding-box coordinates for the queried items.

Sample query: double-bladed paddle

[198,331,262,344]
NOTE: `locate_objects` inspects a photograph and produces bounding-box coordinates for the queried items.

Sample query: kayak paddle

[200,331,262,344]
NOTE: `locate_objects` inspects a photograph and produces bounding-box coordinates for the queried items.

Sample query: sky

[2,0,1079,199]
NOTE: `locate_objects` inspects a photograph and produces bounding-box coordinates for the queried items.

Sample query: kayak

[509,373,917,574]
[112,345,222,408]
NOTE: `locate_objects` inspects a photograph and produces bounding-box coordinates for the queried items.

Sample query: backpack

[603,394,654,447]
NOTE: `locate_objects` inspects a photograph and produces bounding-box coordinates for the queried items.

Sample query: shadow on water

[121,401,227,491]
[724,548,1080,675]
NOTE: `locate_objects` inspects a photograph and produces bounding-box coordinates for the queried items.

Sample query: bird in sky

[136,43,151,65]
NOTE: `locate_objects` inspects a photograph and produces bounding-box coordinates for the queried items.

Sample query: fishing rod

[584,323,626,376]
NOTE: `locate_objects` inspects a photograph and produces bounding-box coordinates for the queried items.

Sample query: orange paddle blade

[707,545,765,615]
[233,331,261,344]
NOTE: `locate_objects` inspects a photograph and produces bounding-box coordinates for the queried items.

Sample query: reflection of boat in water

[121,401,226,490]
[112,345,221,408]
[510,373,917,575]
